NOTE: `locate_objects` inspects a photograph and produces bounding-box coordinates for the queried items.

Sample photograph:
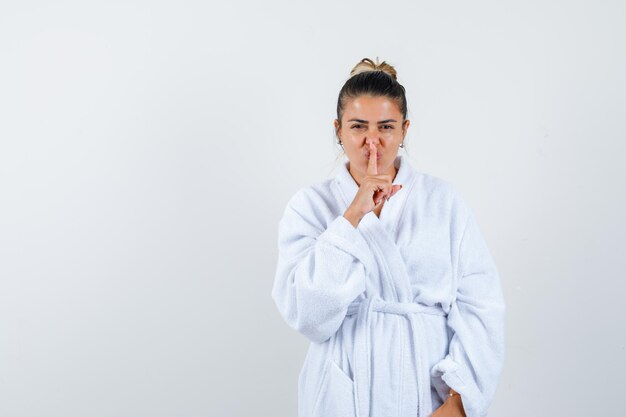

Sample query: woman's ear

[333,119,341,139]
[403,119,410,135]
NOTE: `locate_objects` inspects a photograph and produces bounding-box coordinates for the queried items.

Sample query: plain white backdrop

[1,0,624,416]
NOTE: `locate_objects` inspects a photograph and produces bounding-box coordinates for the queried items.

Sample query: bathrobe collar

[334,153,418,235]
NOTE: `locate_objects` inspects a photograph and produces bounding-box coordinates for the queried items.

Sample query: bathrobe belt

[346,296,448,417]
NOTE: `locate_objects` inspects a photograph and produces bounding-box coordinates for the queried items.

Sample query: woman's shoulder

[279,178,339,226]
[284,178,335,207]
[412,170,462,201]
[410,170,474,219]
[413,170,455,194]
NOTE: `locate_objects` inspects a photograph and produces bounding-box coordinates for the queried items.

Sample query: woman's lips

[365,153,382,160]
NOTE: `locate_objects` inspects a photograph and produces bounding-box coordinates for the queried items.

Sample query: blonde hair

[349,57,398,81]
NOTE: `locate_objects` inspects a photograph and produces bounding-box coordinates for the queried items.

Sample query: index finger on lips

[367,142,378,176]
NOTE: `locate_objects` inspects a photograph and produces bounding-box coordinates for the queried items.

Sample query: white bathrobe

[271,154,506,417]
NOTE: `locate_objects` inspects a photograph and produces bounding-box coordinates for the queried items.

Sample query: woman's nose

[365,130,380,145]
[365,135,381,146]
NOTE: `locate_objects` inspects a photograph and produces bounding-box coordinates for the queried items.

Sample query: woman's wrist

[446,388,466,416]
[343,206,363,228]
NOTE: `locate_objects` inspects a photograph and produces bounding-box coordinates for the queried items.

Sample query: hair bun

[349,57,398,80]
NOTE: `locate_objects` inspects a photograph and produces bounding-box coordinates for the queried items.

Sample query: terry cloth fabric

[272,154,506,417]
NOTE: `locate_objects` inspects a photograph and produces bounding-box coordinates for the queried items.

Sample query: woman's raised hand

[343,142,402,227]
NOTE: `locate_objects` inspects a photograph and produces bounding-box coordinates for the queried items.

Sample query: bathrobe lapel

[334,154,418,303]
[333,155,447,417]
[336,155,439,417]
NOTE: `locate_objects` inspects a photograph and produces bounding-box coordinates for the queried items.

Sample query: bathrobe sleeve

[430,206,506,417]
[271,189,372,344]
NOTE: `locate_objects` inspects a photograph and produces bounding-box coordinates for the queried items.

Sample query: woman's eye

[381,125,393,130]
[351,124,364,129]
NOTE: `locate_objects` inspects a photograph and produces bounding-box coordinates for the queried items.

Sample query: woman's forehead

[343,95,402,119]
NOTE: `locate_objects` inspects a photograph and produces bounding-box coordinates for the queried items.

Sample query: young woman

[271,58,506,417]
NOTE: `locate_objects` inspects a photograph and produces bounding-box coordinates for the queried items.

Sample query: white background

[1,1,624,415]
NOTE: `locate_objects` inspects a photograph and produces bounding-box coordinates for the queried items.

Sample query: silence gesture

[343,142,403,227]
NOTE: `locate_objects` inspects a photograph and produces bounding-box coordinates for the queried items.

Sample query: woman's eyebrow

[347,118,398,123]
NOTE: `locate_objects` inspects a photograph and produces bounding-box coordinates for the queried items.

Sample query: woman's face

[334,95,409,178]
